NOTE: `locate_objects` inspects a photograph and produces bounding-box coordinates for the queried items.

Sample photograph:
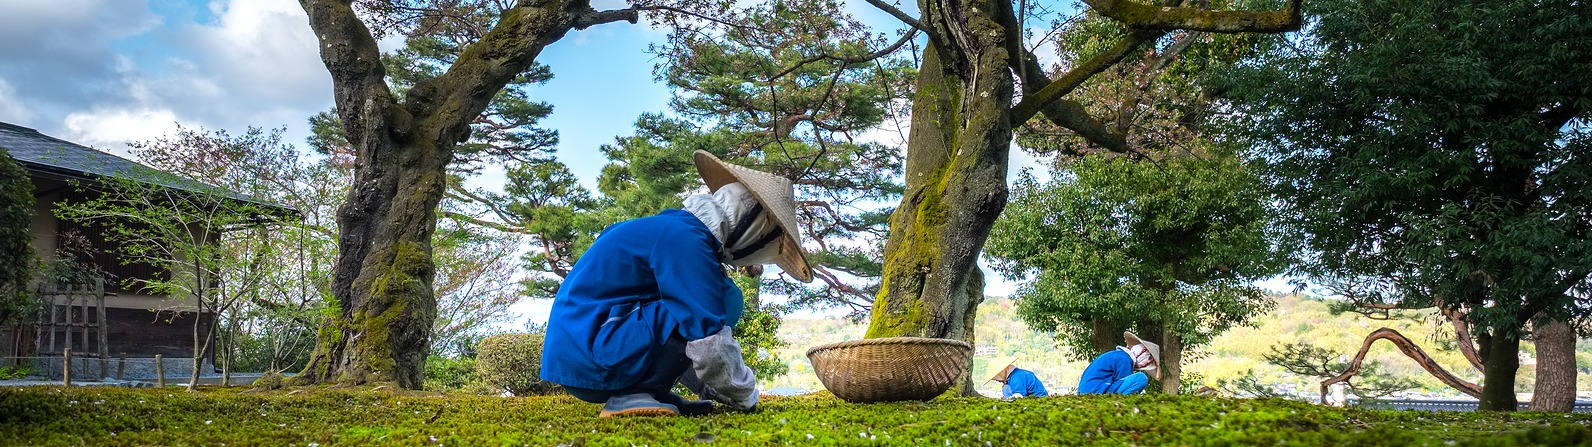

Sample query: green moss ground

[1,386,1588,446]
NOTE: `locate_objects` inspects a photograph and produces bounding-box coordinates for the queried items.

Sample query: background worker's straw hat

[983,355,1018,383]
[692,150,813,282]
[1123,331,1162,380]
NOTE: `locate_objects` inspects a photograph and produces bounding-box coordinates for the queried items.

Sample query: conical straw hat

[1123,331,1162,381]
[692,150,813,283]
[984,355,1018,383]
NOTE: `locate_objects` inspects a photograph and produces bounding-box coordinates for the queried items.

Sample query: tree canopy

[1215,0,1592,410]
[988,151,1287,381]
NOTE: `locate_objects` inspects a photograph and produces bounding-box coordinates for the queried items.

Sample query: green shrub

[423,355,479,391]
[0,365,31,379]
[475,332,556,396]
[0,147,36,326]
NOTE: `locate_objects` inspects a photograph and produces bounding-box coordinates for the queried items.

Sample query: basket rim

[804,336,972,358]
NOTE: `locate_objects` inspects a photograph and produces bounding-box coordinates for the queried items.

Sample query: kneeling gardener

[1077,331,1161,395]
[541,151,813,418]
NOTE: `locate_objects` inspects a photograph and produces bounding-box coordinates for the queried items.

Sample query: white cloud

[62,107,179,152]
[0,79,32,123]
[176,0,327,109]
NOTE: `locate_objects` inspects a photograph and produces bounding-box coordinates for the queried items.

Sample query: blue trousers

[562,339,691,404]
[1106,371,1150,394]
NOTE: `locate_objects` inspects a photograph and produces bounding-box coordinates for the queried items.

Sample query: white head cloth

[683,182,782,266]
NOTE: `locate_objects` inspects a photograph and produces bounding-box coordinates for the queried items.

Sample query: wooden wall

[38,307,214,359]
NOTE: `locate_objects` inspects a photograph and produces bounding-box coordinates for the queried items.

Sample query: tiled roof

[0,121,293,214]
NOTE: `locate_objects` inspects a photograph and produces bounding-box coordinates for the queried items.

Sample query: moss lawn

[1,386,1589,446]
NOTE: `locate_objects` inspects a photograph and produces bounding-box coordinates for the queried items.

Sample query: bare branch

[862,0,938,43]
[1010,30,1164,124]
[770,29,919,81]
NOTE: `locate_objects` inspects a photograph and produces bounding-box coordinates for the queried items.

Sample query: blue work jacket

[1001,368,1048,398]
[1077,349,1136,394]
[540,209,744,390]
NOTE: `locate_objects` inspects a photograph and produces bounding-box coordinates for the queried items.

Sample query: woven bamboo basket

[805,337,972,403]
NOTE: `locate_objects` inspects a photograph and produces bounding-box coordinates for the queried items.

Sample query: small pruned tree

[1264,342,1421,401]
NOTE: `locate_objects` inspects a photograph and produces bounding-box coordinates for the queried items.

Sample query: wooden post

[77,289,88,360]
[62,348,71,386]
[154,354,165,387]
[48,293,57,354]
[45,289,56,354]
[117,354,126,380]
[96,278,107,379]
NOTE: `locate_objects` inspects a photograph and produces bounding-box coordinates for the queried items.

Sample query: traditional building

[0,121,288,380]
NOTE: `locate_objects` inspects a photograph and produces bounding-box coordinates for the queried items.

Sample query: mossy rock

[251,371,284,391]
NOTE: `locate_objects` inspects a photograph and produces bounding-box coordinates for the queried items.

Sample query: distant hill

[767,294,1592,398]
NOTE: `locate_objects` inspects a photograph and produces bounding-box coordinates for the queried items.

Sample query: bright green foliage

[2,387,1589,445]
[987,152,1288,358]
[0,147,34,325]
[1214,0,1592,406]
[474,332,556,396]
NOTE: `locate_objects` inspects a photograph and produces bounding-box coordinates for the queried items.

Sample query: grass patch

[1,386,1588,446]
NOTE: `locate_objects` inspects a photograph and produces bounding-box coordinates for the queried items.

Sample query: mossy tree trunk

[863,0,1014,397]
[1529,318,1576,412]
[292,0,637,389]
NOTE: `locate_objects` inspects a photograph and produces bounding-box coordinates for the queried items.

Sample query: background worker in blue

[985,356,1048,398]
[540,151,814,418]
[1077,331,1161,395]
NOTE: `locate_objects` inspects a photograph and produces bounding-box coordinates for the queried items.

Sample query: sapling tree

[1216,0,1592,410]
[54,169,283,390]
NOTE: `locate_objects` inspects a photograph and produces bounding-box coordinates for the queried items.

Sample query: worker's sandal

[658,393,715,416]
[598,393,680,418]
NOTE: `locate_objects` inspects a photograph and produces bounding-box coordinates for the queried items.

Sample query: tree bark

[1477,332,1521,411]
[1090,320,1119,354]
[293,0,619,389]
[1529,318,1576,412]
[1159,328,1183,394]
[863,0,1013,398]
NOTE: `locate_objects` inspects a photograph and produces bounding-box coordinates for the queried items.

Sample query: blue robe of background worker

[1077,331,1162,395]
[985,356,1048,398]
[540,151,814,418]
